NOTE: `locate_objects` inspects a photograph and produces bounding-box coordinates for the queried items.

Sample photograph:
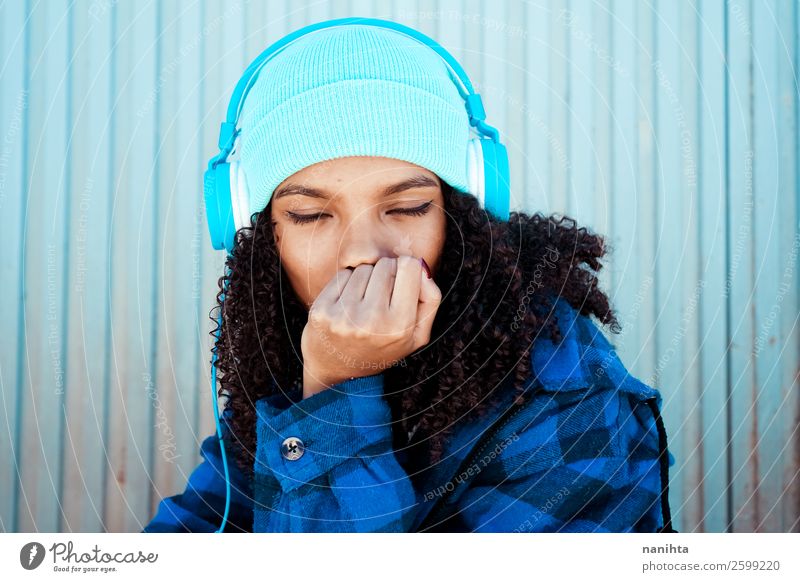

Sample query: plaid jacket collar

[410,297,672,530]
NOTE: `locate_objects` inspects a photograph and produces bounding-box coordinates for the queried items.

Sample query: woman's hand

[300,255,442,399]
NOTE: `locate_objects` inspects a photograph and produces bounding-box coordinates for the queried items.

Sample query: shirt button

[280,436,305,461]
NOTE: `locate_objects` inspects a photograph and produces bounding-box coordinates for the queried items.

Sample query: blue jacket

[142,298,676,532]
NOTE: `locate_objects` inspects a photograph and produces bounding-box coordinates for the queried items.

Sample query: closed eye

[285,201,433,225]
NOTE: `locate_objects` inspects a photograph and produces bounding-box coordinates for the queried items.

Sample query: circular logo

[20,542,46,570]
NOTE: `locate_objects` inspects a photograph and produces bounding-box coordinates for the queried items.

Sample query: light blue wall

[1,0,797,533]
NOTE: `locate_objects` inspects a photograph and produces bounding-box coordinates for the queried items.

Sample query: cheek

[278,236,315,276]
[420,209,446,275]
[275,228,336,300]
[410,207,446,257]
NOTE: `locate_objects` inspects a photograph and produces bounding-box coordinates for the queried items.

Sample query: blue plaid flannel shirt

[142,298,676,532]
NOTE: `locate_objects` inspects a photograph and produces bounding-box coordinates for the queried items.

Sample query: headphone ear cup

[203,162,235,252]
[466,138,485,208]
[495,140,510,219]
[479,139,510,221]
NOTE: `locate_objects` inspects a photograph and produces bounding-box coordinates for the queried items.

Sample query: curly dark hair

[210,181,621,481]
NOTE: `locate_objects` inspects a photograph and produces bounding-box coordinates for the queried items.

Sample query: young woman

[143,21,675,533]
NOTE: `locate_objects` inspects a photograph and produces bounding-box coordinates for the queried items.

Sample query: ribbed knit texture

[238,25,472,218]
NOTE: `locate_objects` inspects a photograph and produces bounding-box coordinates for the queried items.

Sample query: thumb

[413,265,442,348]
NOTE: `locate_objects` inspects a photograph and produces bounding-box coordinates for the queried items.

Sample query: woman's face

[270,156,447,310]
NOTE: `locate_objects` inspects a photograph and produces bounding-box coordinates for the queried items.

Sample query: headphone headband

[204,16,511,253]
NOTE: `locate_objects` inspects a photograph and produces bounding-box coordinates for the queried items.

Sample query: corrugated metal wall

[1,0,797,533]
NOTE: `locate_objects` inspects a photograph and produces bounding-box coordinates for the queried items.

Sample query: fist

[301,255,442,398]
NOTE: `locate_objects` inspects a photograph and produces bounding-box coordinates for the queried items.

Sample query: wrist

[301,366,370,399]
[301,366,340,399]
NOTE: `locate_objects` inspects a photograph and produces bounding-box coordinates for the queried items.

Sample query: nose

[336,213,394,270]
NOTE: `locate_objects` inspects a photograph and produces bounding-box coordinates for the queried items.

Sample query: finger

[388,255,422,327]
[340,263,373,303]
[363,257,397,308]
[313,268,354,309]
[413,264,442,347]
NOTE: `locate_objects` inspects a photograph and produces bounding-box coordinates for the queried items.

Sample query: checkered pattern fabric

[142,298,675,533]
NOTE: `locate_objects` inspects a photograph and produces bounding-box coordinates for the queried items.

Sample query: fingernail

[420,257,432,279]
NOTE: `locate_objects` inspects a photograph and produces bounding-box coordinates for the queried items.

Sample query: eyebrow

[273,174,440,201]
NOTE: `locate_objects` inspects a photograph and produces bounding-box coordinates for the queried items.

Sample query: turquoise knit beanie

[237,24,472,218]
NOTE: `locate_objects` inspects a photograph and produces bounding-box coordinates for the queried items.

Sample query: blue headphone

[203,17,510,533]
[203,16,511,254]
